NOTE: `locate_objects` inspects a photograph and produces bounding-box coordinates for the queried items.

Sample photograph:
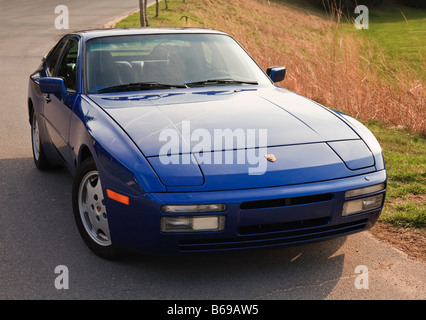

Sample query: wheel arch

[28,98,34,124]
[78,144,94,166]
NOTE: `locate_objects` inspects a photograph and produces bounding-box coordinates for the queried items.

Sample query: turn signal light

[106,189,130,205]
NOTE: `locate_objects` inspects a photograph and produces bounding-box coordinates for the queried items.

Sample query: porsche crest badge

[265,154,276,162]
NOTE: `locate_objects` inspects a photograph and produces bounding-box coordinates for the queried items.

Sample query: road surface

[0,0,424,300]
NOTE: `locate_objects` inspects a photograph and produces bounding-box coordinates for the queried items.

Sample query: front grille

[240,193,333,210]
[178,219,368,252]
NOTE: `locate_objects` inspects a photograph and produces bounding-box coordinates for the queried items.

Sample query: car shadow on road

[116,230,347,300]
[1,157,347,300]
[0,157,75,253]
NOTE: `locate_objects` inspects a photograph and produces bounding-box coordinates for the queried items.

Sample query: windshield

[85,33,272,93]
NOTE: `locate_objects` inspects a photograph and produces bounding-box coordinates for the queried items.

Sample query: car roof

[70,27,227,42]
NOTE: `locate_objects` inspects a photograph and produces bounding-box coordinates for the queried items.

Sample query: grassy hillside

[363,4,426,79]
[116,0,425,232]
[274,1,426,81]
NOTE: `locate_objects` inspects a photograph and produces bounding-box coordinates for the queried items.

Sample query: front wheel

[72,158,121,259]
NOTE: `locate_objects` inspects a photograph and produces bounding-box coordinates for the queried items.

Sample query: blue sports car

[28,28,386,259]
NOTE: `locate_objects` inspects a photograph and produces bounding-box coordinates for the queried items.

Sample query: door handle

[43,94,51,103]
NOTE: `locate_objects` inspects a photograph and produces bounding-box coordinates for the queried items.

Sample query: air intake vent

[238,217,330,235]
[240,193,333,210]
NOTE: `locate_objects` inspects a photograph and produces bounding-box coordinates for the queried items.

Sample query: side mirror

[39,77,68,101]
[266,66,286,83]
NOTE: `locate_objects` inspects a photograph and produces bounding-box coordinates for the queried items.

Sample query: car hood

[89,86,376,190]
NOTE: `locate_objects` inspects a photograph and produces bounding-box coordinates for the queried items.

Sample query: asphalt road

[0,0,425,300]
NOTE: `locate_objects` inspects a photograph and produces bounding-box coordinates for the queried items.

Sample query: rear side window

[56,40,79,92]
[46,40,67,76]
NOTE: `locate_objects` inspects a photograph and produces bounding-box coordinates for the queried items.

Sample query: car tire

[72,158,121,260]
[31,111,55,170]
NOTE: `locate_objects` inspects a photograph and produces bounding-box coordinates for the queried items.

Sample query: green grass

[336,3,426,82]
[365,5,426,72]
[366,120,426,230]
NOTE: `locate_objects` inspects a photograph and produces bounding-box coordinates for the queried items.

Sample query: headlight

[342,183,385,217]
[161,216,226,233]
[161,203,226,213]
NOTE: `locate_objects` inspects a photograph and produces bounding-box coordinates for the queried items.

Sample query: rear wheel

[31,111,54,170]
[72,158,121,259]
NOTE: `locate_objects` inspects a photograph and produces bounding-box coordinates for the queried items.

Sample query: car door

[43,37,79,168]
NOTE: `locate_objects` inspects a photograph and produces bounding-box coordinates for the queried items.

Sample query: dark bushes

[397,0,426,8]
[306,0,426,9]
[306,0,383,11]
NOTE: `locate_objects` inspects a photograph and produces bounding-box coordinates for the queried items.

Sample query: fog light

[342,194,384,216]
[161,216,226,233]
[161,203,226,213]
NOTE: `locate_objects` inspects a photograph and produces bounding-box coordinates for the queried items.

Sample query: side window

[56,39,79,92]
[46,40,67,76]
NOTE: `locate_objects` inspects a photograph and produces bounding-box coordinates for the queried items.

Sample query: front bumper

[106,170,386,254]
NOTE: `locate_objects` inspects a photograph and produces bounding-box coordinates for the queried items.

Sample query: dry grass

[185,0,425,135]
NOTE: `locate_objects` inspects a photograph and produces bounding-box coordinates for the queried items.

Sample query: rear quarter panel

[28,69,63,167]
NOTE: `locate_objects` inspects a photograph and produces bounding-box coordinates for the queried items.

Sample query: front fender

[331,110,385,171]
[70,95,166,194]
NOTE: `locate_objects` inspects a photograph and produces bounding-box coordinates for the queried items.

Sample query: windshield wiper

[97,82,187,93]
[185,79,258,87]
